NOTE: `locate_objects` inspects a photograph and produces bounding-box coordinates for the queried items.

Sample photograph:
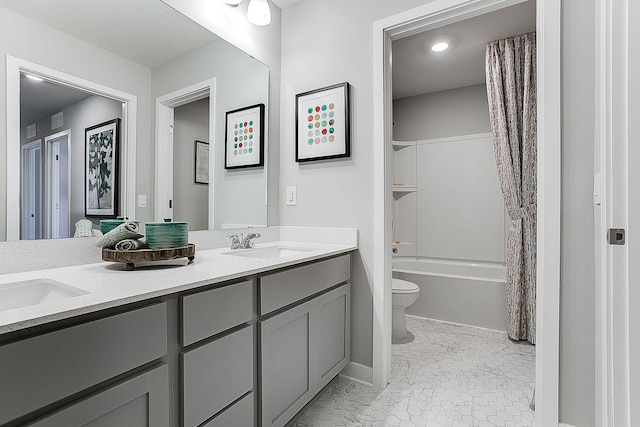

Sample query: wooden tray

[102,244,195,271]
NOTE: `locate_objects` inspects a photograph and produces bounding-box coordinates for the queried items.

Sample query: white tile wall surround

[294,317,535,427]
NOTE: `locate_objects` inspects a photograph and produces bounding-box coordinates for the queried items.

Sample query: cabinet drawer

[259,254,350,315]
[182,280,253,346]
[30,364,169,427]
[182,326,254,427]
[0,303,167,425]
[202,392,254,427]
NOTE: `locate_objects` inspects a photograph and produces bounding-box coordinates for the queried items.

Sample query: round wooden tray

[102,244,195,271]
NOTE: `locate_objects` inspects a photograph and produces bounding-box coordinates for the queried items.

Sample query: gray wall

[151,38,269,229]
[22,95,123,231]
[393,84,491,140]
[173,98,209,231]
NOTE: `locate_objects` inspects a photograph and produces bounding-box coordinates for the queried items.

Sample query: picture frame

[224,103,265,169]
[194,140,209,184]
[85,118,120,218]
[296,82,350,162]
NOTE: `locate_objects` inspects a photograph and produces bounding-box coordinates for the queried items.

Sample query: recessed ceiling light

[24,74,44,82]
[431,41,449,52]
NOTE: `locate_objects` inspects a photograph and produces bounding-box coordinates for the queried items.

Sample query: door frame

[21,139,42,240]
[372,0,561,426]
[155,79,216,227]
[6,55,138,241]
[595,0,637,425]
[44,130,71,239]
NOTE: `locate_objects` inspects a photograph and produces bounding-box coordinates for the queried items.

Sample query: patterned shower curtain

[485,32,537,344]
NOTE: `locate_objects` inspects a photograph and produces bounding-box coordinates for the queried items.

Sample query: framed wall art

[194,140,209,184]
[296,82,350,162]
[225,103,265,169]
[85,118,120,217]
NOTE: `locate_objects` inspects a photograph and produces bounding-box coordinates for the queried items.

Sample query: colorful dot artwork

[232,120,255,156]
[307,103,336,145]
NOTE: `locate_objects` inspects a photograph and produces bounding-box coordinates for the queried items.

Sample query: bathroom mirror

[0,0,269,241]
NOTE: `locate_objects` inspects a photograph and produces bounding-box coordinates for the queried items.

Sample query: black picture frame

[295,82,350,162]
[85,118,120,218]
[224,103,265,169]
[194,140,209,184]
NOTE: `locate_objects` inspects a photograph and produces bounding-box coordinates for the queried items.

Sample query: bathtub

[392,257,507,331]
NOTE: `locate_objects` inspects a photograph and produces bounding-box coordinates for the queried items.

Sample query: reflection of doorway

[173,98,210,231]
[44,130,70,239]
[155,79,216,227]
[21,140,42,240]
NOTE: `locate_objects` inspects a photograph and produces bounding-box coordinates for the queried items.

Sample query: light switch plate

[286,186,297,206]
[137,194,147,208]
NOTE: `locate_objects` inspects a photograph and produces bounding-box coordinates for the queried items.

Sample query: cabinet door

[260,301,316,427]
[316,284,350,390]
[30,364,169,427]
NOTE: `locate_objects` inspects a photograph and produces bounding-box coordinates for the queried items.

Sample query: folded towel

[95,221,144,249]
[115,238,147,251]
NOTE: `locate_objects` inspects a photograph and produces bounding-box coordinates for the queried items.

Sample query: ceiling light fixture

[430,41,449,52]
[222,0,243,6]
[24,74,44,82]
[247,0,271,26]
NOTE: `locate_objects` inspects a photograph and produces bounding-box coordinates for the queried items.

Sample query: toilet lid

[392,278,419,293]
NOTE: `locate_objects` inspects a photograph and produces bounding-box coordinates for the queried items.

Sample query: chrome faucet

[240,233,261,249]
[227,233,261,249]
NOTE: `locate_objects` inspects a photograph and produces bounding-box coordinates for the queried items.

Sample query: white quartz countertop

[0,240,356,335]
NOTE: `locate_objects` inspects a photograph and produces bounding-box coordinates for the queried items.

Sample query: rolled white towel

[95,221,144,249]
[115,239,147,251]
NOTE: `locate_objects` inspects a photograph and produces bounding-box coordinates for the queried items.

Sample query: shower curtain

[485,32,537,344]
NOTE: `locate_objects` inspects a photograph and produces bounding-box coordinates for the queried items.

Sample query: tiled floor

[293,316,535,427]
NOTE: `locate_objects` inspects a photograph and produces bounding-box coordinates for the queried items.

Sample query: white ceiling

[392,0,536,99]
[0,0,218,68]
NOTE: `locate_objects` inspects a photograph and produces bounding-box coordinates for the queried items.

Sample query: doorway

[372,0,561,426]
[155,79,216,227]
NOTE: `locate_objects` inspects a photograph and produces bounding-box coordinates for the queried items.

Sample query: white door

[21,140,42,240]
[45,131,70,239]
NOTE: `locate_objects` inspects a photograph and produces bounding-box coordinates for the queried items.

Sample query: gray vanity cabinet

[29,364,169,427]
[259,255,351,427]
[260,300,317,427]
[180,280,255,427]
[0,302,168,426]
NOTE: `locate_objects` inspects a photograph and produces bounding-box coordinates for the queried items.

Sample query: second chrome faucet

[227,233,261,249]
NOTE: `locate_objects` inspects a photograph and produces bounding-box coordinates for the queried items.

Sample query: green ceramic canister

[100,217,140,234]
[145,219,189,249]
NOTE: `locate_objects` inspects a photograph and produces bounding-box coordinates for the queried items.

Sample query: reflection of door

[21,140,42,240]
[45,130,70,239]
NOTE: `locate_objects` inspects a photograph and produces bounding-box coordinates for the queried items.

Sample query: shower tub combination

[392,257,507,331]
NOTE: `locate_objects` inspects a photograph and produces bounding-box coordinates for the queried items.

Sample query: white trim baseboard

[339,362,373,387]
[559,423,577,427]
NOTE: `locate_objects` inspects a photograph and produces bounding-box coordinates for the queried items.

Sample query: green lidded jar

[145,218,189,250]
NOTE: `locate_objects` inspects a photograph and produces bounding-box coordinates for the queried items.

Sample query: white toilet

[392,278,420,342]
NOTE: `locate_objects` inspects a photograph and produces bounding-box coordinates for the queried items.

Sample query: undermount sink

[0,279,89,312]
[224,246,316,260]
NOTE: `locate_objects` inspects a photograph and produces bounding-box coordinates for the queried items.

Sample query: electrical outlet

[286,186,297,206]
